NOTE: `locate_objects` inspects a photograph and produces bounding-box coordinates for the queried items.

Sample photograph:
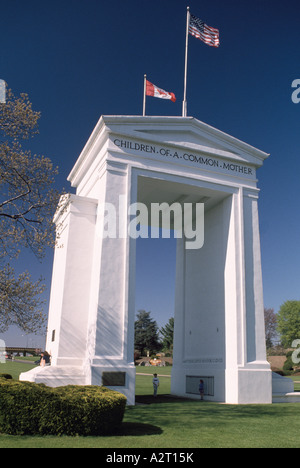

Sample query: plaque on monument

[102,372,126,387]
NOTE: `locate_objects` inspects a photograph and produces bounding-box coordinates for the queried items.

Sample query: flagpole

[143,74,147,116]
[182,6,190,117]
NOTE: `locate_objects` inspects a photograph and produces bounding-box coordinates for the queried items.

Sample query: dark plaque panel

[102,371,126,386]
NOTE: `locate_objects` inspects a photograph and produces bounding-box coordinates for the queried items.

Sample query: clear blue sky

[1,0,300,347]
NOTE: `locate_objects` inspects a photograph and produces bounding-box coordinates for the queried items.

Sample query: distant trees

[264,301,300,350]
[134,310,161,355]
[134,311,174,356]
[277,301,300,348]
[160,317,174,351]
[264,308,278,348]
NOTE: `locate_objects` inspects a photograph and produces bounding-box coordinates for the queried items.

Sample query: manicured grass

[1,363,300,448]
[292,376,300,392]
[136,372,171,396]
[0,361,36,380]
[136,366,172,375]
[1,399,300,448]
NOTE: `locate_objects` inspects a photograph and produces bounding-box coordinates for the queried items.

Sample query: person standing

[153,373,160,397]
[199,379,204,401]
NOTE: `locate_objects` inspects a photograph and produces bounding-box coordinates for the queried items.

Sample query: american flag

[189,14,220,48]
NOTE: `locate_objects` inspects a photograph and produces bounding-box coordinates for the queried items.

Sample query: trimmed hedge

[0,379,127,436]
[0,374,12,380]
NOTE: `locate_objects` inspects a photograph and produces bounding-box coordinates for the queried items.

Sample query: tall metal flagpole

[182,6,190,117]
[143,74,147,116]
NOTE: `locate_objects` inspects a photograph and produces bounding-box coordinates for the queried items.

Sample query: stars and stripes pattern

[189,14,220,47]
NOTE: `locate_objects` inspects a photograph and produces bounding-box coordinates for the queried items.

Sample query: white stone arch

[20,116,272,405]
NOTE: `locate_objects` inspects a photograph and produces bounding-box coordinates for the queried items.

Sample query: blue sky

[1,0,300,347]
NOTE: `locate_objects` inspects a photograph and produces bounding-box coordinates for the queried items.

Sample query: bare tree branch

[0,85,61,333]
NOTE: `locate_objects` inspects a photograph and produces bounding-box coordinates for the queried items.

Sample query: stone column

[85,161,136,405]
[46,194,98,368]
[225,188,271,404]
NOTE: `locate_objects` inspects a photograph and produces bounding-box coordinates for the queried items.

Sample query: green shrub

[0,380,127,436]
[283,351,294,373]
[42,385,127,436]
[0,380,48,435]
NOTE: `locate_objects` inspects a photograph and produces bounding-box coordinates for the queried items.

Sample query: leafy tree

[160,317,174,351]
[277,301,300,348]
[264,308,277,348]
[134,310,161,356]
[0,86,60,333]
[283,351,294,373]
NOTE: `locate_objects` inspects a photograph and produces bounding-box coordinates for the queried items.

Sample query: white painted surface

[20,116,273,405]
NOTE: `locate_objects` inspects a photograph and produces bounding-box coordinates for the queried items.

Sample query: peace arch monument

[21,115,289,405]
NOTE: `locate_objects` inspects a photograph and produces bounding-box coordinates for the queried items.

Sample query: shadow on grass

[110,393,300,440]
[134,393,298,419]
[135,394,192,405]
[115,422,163,436]
[110,394,184,437]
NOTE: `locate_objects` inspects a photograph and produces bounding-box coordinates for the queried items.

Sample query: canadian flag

[146,80,176,103]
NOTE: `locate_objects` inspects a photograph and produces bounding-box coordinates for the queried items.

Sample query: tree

[277,301,300,348]
[264,308,277,348]
[160,317,174,351]
[0,86,60,333]
[134,310,161,356]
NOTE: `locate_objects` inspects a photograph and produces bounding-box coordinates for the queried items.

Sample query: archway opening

[134,173,233,401]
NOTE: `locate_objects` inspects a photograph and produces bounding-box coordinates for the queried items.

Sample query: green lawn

[292,375,300,392]
[1,362,300,448]
[135,366,171,396]
[0,360,36,380]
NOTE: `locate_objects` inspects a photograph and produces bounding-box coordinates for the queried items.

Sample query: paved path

[136,372,171,377]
